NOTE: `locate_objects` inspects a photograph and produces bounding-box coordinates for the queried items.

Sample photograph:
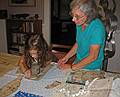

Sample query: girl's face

[71,8,87,25]
[29,49,38,59]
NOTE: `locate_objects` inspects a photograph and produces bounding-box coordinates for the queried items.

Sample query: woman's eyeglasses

[69,12,85,20]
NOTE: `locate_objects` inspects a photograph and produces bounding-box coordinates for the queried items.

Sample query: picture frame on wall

[8,0,36,7]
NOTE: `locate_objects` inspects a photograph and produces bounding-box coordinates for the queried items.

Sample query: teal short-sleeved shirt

[74,18,106,70]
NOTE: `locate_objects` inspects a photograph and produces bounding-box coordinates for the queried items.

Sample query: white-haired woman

[58,0,106,70]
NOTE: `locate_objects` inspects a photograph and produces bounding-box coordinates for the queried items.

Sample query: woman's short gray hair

[70,0,99,23]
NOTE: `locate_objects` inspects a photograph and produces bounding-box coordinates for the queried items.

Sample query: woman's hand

[58,57,68,65]
[24,69,32,79]
[58,63,71,70]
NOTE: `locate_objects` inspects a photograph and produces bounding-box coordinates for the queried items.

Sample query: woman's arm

[72,44,100,70]
[58,43,78,66]
[64,42,78,60]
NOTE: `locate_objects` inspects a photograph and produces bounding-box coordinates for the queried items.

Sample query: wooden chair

[51,44,75,63]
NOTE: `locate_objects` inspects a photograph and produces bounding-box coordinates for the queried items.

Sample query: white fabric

[0,64,120,97]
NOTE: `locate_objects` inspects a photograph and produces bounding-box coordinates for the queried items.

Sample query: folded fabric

[14,91,43,97]
[66,69,105,85]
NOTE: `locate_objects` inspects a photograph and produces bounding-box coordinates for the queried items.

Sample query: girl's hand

[24,69,32,79]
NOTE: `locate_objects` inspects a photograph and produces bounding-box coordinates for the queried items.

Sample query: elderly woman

[58,0,106,70]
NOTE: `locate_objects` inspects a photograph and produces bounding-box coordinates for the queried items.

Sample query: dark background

[51,0,76,46]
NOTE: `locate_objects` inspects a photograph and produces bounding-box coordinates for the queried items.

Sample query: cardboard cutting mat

[0,76,22,97]
[0,52,20,77]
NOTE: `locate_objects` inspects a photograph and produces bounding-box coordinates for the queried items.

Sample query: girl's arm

[18,55,29,73]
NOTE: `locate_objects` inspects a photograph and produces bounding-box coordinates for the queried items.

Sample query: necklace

[82,23,88,31]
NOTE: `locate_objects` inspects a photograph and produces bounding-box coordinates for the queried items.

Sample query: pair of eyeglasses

[69,12,85,20]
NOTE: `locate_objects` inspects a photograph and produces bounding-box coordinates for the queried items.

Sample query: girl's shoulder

[19,55,25,63]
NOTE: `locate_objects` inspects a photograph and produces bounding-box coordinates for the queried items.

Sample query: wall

[109,0,120,29]
[0,19,7,53]
[107,32,120,73]
[115,0,120,30]
[0,0,51,44]
[106,0,120,72]
[43,0,51,45]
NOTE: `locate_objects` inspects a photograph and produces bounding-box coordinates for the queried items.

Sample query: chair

[51,44,75,63]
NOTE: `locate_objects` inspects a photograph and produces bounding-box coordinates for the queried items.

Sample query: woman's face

[29,49,38,59]
[71,8,87,25]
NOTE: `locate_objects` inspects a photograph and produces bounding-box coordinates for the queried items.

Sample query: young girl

[18,34,52,79]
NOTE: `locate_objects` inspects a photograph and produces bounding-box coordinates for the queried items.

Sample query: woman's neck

[82,23,87,31]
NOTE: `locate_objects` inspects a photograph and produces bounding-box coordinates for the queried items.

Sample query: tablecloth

[0,63,120,97]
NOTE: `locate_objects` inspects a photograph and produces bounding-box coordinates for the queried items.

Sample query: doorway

[51,0,76,46]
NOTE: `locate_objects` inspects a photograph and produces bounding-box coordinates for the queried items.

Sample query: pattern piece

[0,76,22,97]
[66,69,105,85]
[53,77,113,97]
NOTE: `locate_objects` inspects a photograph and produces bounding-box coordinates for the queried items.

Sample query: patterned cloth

[14,91,43,97]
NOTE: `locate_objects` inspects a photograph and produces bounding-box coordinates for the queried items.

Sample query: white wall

[106,0,120,73]
[115,0,120,29]
[0,19,7,53]
[107,31,120,73]
[108,0,120,29]
[43,0,51,45]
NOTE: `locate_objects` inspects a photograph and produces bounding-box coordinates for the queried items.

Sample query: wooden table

[0,52,20,77]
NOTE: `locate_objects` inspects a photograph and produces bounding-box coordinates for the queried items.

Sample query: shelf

[12,43,24,46]
[12,31,39,35]
[6,19,42,55]
[7,19,38,22]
